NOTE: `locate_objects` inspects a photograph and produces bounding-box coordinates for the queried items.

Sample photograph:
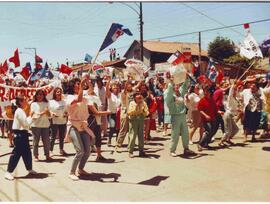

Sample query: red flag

[216,69,224,85]
[9,48,20,68]
[167,51,185,65]
[36,63,42,69]
[244,23,250,29]
[60,64,73,75]
[0,60,8,75]
[20,66,31,80]
[183,52,192,63]
[35,55,43,63]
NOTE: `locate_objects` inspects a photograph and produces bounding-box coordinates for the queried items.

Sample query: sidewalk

[0,129,270,202]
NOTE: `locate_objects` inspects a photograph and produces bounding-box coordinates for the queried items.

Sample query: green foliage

[224,53,257,68]
[208,36,236,62]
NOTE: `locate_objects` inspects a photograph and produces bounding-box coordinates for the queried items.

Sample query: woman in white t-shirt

[106,77,121,146]
[48,87,68,156]
[5,95,37,181]
[185,84,203,144]
[30,89,52,162]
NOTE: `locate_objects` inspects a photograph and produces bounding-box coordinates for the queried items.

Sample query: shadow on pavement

[262,146,270,151]
[79,172,121,182]
[89,158,125,164]
[39,158,66,163]
[178,153,213,159]
[150,137,170,142]
[249,139,270,143]
[144,148,164,153]
[134,153,160,159]
[145,142,164,146]
[15,172,55,179]
[231,143,249,147]
[53,153,76,157]
[137,176,169,186]
[0,152,12,158]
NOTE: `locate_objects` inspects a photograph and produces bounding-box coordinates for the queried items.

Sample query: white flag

[240,32,263,59]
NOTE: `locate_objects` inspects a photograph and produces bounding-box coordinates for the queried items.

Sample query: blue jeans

[69,127,91,174]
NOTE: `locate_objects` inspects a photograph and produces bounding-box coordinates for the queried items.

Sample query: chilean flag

[99,23,133,52]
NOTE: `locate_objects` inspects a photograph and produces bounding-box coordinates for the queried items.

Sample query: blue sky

[0,2,270,69]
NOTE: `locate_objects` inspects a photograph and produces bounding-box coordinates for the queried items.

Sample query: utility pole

[139,2,144,62]
[198,32,202,72]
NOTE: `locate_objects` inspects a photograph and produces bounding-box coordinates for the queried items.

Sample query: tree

[224,53,257,68]
[208,36,236,62]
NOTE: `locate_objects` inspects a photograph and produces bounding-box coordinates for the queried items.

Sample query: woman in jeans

[5,95,37,180]
[30,89,52,162]
[105,76,121,146]
[65,77,108,180]
[49,87,68,155]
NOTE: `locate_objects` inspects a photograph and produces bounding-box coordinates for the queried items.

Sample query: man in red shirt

[197,84,219,151]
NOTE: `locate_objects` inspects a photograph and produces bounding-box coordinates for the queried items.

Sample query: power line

[98,18,270,56]
[181,3,244,37]
[148,18,270,41]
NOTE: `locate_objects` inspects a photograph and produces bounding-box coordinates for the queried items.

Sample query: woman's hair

[33,89,48,102]
[133,92,142,100]
[15,95,25,108]
[52,87,63,100]
[67,78,81,95]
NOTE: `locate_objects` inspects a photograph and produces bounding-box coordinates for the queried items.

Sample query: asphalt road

[0,127,270,202]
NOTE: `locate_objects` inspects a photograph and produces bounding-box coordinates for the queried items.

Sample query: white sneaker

[170,152,177,157]
[5,172,14,180]
[163,131,167,136]
[69,174,79,181]
[189,141,194,145]
[211,136,216,142]
[28,170,38,175]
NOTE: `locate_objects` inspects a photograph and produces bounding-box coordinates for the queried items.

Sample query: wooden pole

[237,59,256,81]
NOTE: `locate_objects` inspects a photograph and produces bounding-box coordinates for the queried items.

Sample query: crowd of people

[2,68,270,181]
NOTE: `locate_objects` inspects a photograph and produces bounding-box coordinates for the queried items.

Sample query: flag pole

[237,59,256,81]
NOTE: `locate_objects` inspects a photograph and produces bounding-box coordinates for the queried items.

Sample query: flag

[243,23,250,29]
[183,51,192,63]
[84,53,93,63]
[92,64,105,76]
[46,70,54,79]
[0,60,8,75]
[240,32,263,59]
[36,63,42,69]
[25,62,31,71]
[30,68,46,81]
[20,66,31,80]
[259,35,270,57]
[44,62,49,70]
[60,64,73,75]
[9,48,20,68]
[216,68,224,85]
[167,51,184,65]
[35,55,43,63]
[206,58,217,82]
[99,23,133,52]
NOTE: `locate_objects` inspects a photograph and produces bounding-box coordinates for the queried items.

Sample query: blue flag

[99,23,133,52]
[260,35,270,57]
[84,53,93,63]
[44,62,49,70]
[30,68,46,81]
[206,58,217,82]
[25,62,33,73]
